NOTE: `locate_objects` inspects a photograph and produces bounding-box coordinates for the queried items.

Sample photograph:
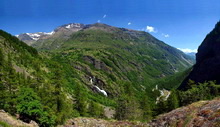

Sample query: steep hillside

[149,98,220,127]
[0,30,81,126]
[179,21,220,90]
[18,23,194,95]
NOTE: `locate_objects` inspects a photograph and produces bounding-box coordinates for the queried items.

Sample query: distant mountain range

[185,52,196,59]
[177,48,197,59]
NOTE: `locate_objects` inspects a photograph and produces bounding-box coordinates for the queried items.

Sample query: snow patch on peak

[66,25,72,29]
[65,23,81,29]
[26,33,41,40]
[23,31,54,41]
[44,31,54,35]
[26,33,40,37]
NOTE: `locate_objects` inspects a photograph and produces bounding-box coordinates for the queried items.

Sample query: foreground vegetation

[155,80,220,116]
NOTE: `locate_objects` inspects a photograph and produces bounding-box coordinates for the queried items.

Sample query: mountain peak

[56,23,84,31]
[16,31,54,45]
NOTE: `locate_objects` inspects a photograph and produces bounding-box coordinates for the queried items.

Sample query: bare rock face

[83,55,110,72]
[179,22,220,90]
[148,98,220,127]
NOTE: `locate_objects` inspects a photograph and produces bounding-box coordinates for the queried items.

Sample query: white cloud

[128,22,131,25]
[146,26,157,33]
[97,20,101,23]
[162,33,169,38]
[103,14,107,18]
[164,34,169,37]
[177,48,197,53]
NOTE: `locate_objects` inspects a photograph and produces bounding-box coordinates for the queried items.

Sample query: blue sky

[0,0,220,52]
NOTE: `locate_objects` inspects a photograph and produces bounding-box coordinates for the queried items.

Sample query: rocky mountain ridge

[16,23,84,45]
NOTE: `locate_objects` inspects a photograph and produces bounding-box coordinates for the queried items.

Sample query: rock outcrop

[83,55,110,72]
[0,110,38,127]
[60,117,147,127]
[179,21,220,90]
[148,98,220,127]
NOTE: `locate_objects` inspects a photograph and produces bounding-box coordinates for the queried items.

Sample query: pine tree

[0,48,5,109]
[16,87,43,123]
[115,95,127,120]
[155,96,168,115]
[0,48,4,66]
[4,54,18,114]
[167,89,179,111]
[75,84,87,116]
[115,82,142,120]
[141,94,152,121]
[51,65,70,124]
[89,101,104,118]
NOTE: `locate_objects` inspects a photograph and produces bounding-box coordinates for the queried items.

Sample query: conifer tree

[167,89,179,111]
[89,101,104,118]
[115,82,142,120]
[0,48,4,66]
[141,94,152,121]
[75,84,87,116]
[16,87,43,123]
[0,48,5,109]
[155,96,167,115]
[115,95,128,120]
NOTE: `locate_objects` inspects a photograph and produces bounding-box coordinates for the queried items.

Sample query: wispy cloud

[162,33,169,38]
[177,48,197,53]
[103,14,107,18]
[97,20,101,23]
[146,26,157,33]
[128,22,131,25]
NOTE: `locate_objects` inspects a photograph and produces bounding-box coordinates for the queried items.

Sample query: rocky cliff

[179,21,220,90]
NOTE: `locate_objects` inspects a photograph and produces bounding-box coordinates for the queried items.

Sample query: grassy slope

[44,28,194,99]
